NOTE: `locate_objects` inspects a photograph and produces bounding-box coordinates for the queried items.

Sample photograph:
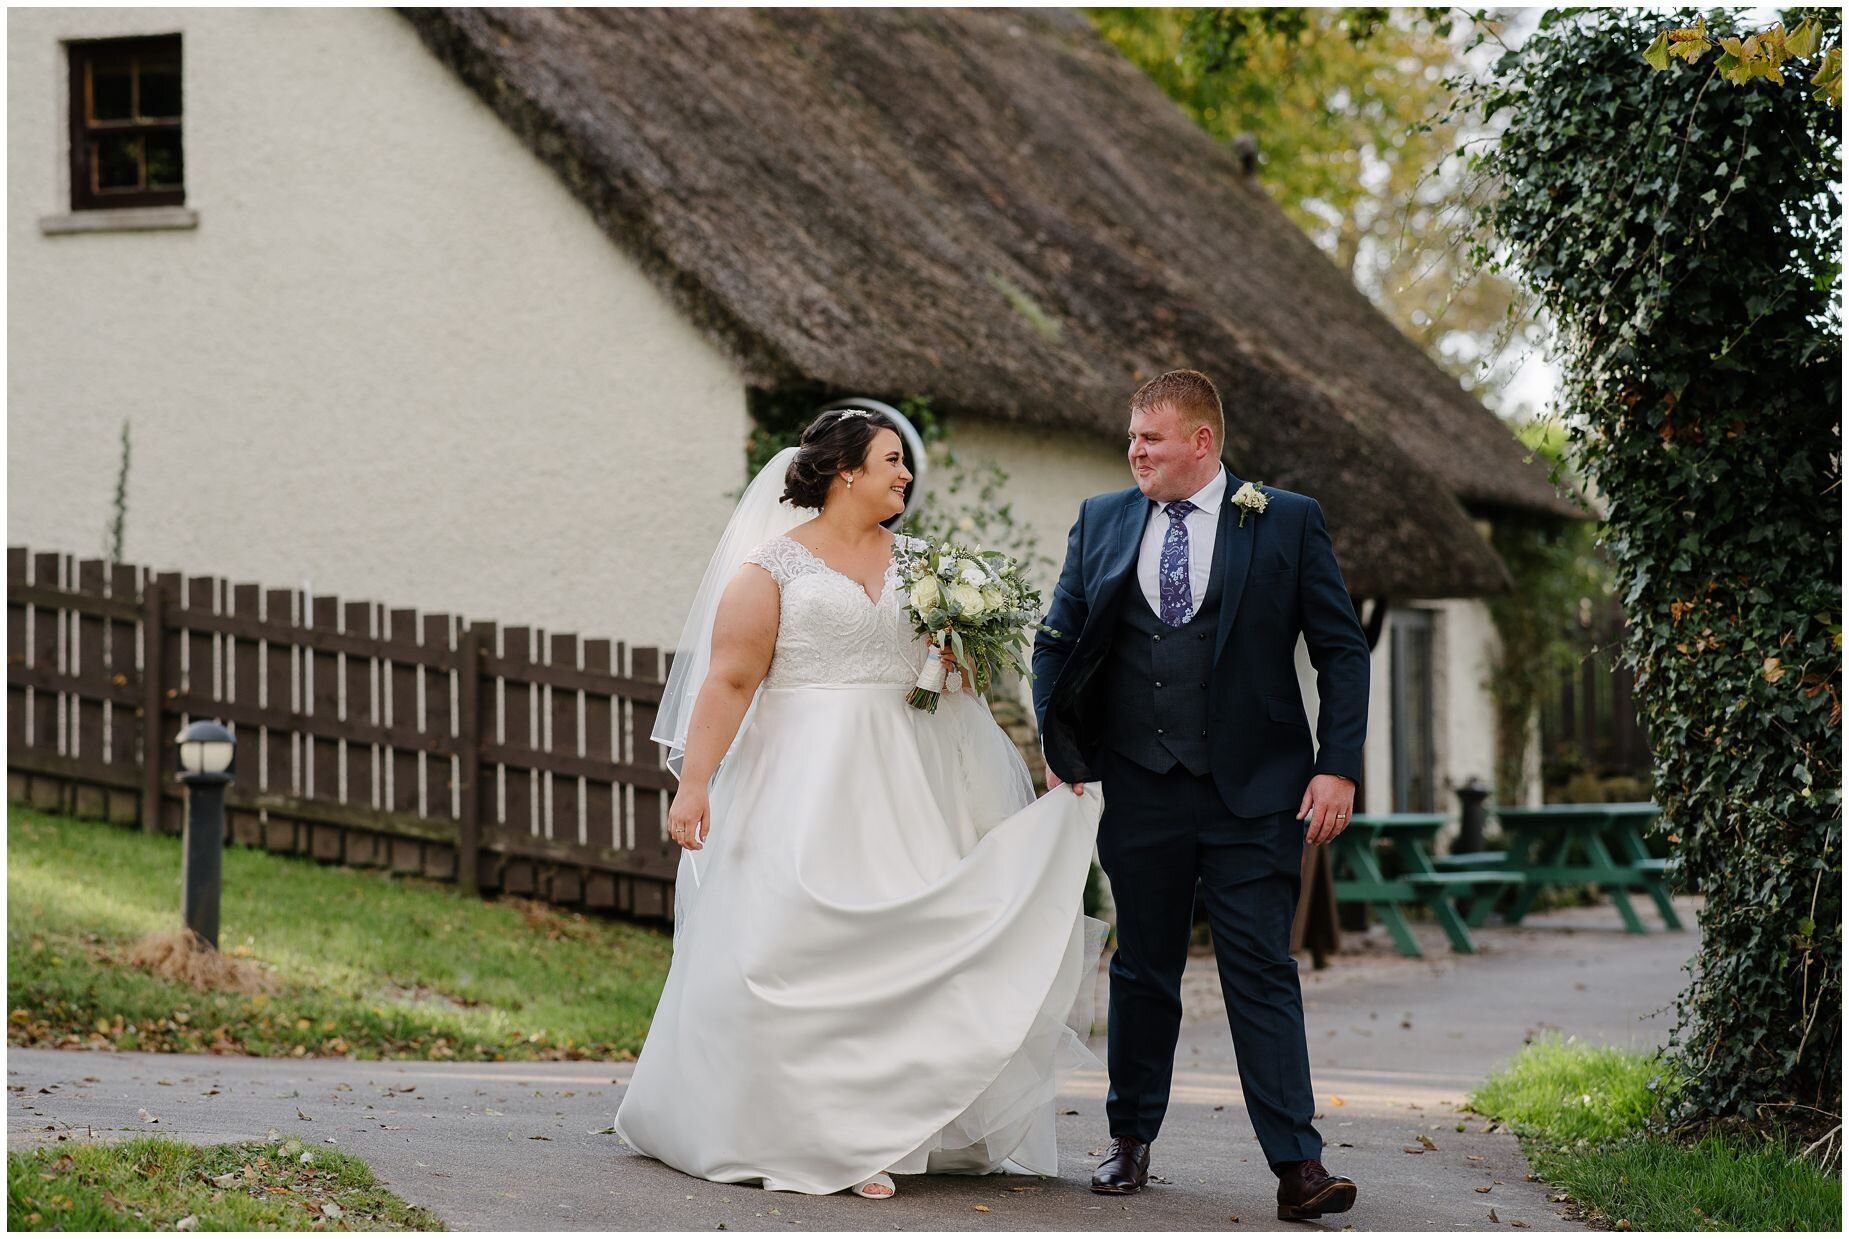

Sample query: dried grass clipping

[126,929,274,995]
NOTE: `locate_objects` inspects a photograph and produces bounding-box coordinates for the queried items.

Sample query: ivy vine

[1460,7,1841,1144]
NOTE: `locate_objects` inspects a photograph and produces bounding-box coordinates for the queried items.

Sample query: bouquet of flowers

[894,537,1055,713]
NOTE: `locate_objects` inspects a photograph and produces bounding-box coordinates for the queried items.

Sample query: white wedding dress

[613,532,1106,1193]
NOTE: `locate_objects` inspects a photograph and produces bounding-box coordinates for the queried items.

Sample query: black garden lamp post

[1455,775,1491,856]
[175,719,235,949]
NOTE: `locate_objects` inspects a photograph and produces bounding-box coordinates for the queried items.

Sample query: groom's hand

[1298,774,1356,846]
[1045,764,1085,796]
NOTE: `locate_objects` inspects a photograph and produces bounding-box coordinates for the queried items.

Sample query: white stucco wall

[8,7,748,647]
[935,418,1134,601]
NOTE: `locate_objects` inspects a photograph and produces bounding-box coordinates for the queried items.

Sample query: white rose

[959,564,988,586]
[980,586,1005,612]
[948,582,988,616]
[910,575,943,613]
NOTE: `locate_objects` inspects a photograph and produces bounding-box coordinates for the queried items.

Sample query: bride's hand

[933,642,971,691]
[668,786,711,851]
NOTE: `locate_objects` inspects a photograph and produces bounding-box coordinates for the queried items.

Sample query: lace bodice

[744,534,927,690]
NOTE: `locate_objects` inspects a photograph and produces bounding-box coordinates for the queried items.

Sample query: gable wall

[8,7,748,645]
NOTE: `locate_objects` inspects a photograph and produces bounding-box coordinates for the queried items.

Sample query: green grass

[7,805,671,1061]
[1470,1036,1841,1231]
[8,1137,444,1230]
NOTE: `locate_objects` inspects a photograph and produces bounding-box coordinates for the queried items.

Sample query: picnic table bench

[1330,813,1525,957]
[1486,802,1683,933]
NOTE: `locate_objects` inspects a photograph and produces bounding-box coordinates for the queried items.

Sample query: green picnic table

[1468,803,1683,934]
[1330,813,1525,957]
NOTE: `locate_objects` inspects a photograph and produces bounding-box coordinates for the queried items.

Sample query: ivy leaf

[1786,16,1822,60]
[1811,46,1842,105]
[1643,30,1672,72]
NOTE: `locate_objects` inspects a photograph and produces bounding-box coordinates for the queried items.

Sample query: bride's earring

[844,473,855,490]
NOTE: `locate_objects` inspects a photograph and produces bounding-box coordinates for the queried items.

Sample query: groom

[1033,370,1370,1221]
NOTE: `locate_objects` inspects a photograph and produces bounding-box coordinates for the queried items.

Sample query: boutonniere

[1232,481,1269,528]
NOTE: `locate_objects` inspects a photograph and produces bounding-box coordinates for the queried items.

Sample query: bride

[613,408,1105,1199]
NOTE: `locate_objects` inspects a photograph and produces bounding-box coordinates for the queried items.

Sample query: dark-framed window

[67,35,183,211]
[1389,608,1437,813]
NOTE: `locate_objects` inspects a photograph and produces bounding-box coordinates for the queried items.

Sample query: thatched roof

[405,7,1578,598]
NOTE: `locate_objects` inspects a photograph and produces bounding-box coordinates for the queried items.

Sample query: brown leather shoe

[1090,1137,1151,1194]
[1276,1159,1357,1220]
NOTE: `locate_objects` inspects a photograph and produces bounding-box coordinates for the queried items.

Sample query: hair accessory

[829,409,874,421]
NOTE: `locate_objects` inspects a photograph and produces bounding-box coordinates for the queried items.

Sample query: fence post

[139,581,165,833]
[456,623,482,895]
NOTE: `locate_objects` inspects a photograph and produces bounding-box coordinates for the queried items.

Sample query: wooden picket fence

[6,546,680,920]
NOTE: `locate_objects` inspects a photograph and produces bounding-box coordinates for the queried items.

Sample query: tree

[1461,6,1841,1146]
[1088,6,1538,405]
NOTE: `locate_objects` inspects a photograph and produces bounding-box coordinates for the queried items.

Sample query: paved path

[8,897,1698,1231]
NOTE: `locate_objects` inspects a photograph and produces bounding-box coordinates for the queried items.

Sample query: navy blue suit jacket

[1031,474,1370,818]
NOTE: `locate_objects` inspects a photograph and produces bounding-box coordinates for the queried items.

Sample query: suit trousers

[1094,746,1323,1169]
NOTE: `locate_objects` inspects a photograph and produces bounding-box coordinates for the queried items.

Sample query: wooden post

[139,580,165,833]
[456,623,482,895]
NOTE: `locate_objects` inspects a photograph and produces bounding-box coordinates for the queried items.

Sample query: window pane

[93,134,143,190]
[145,130,183,188]
[91,62,133,121]
[139,62,181,119]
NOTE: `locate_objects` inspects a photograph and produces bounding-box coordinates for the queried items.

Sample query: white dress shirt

[1136,467,1226,623]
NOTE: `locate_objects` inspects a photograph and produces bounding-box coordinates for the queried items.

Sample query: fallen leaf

[1402,1146,1426,1154]
[1466,1154,1486,1162]
[529,1135,552,1141]
[175,1216,198,1231]
[1477,1186,1494,1193]
[973,1205,990,1212]
[296,1109,311,1122]
[322,1203,343,1219]
[1330,1095,1346,1106]
[135,1108,157,1124]
[1488,1207,1499,1223]
[1418,1134,1438,1150]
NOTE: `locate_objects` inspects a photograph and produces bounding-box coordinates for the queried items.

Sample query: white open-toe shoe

[850,1173,896,1199]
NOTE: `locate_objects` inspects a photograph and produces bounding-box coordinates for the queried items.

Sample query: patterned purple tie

[1159,499,1196,626]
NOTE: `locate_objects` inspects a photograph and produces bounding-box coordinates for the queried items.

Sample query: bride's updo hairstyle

[780,408,901,510]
